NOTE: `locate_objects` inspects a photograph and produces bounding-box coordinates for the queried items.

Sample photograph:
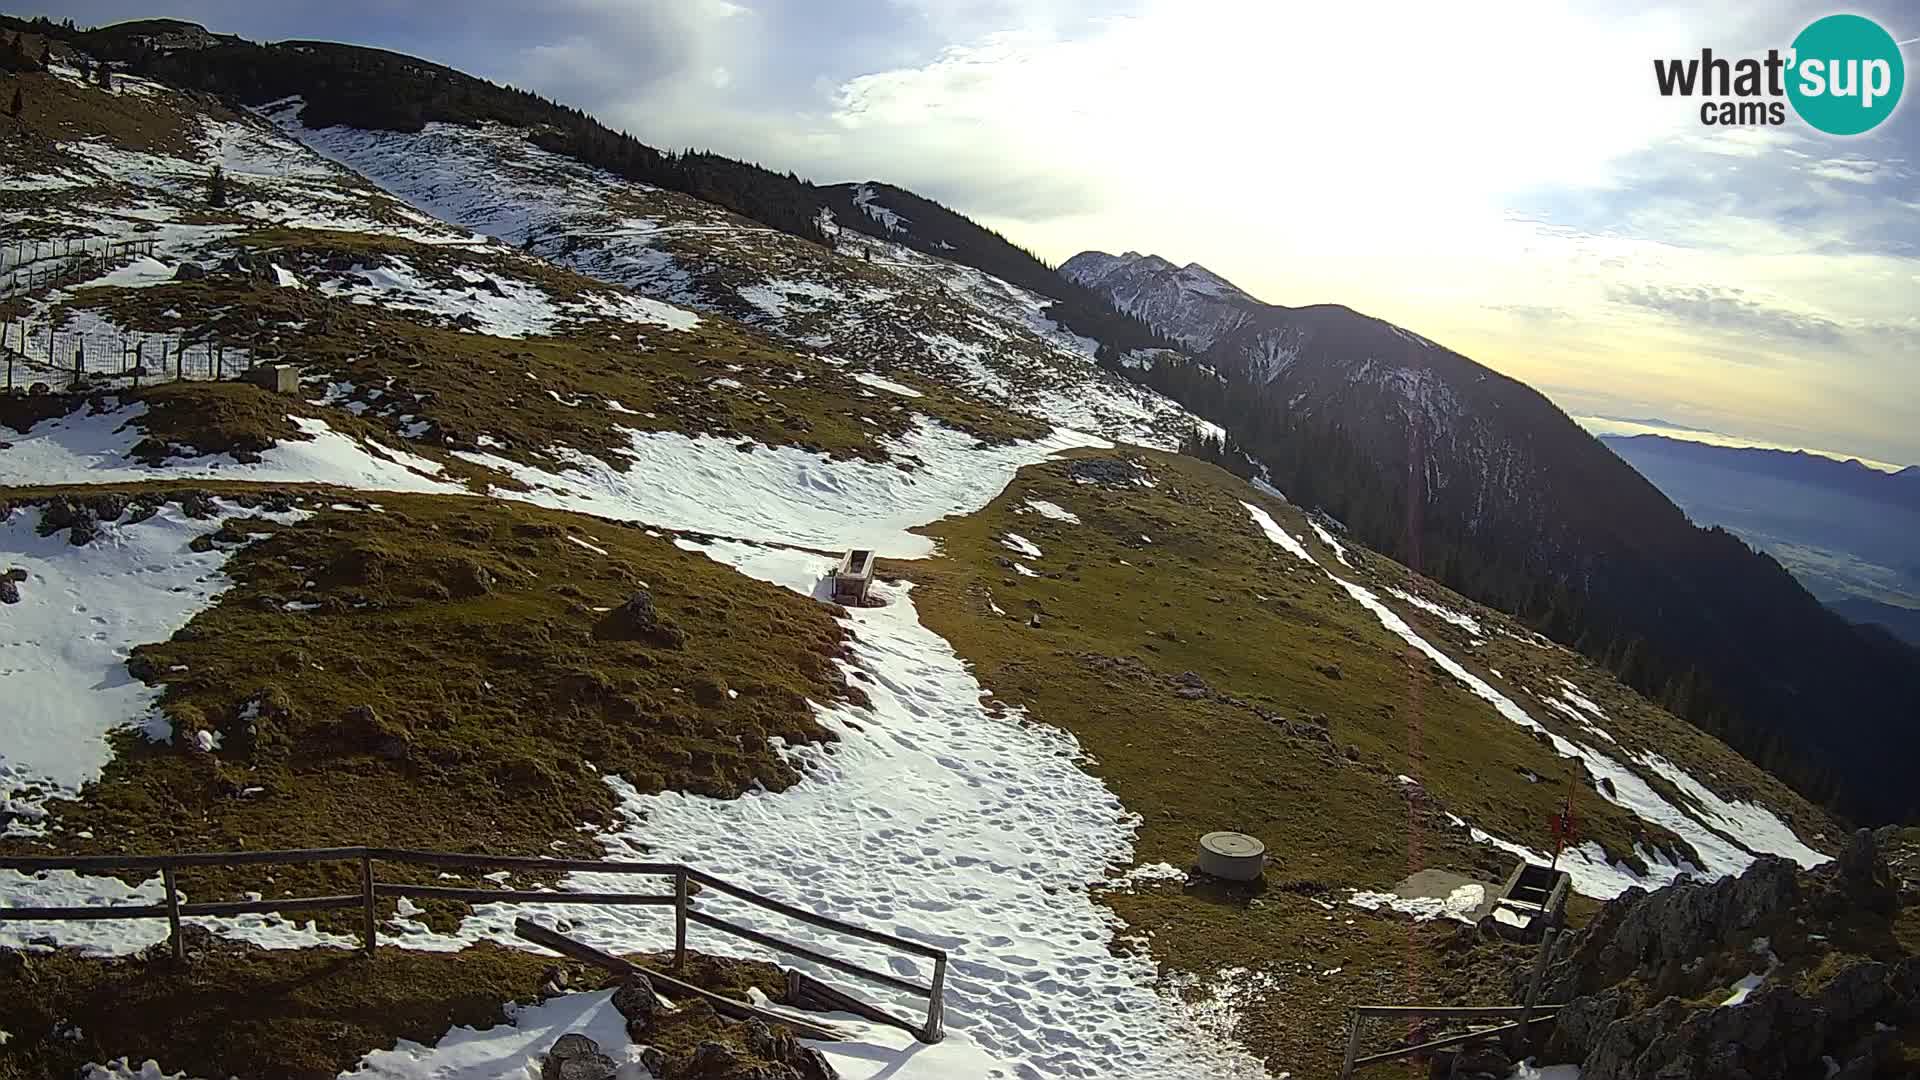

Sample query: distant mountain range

[1064,250,1920,820]
[1603,434,1920,513]
[1602,433,1920,646]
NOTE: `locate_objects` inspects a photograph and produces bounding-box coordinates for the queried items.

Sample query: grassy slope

[0,487,857,918]
[41,229,1044,464]
[0,936,790,1080]
[903,448,1840,1077]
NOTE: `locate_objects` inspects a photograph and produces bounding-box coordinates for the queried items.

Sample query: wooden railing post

[162,864,184,964]
[673,868,688,971]
[361,853,377,957]
[921,953,947,1043]
[1514,925,1559,1056]
[1340,1009,1364,1080]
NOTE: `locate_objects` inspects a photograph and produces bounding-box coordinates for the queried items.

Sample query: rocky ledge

[1520,828,1919,1079]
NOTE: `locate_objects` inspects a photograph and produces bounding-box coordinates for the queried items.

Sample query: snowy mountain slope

[0,30,1882,1080]
[1064,250,1920,827]
[1061,250,1260,352]
[3,72,1092,543]
[902,447,1848,1076]
[263,105,1201,449]
[2,64,703,392]
[2,55,1264,1080]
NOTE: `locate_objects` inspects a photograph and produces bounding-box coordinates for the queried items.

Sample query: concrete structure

[1483,862,1571,943]
[1196,831,1266,881]
[833,549,876,605]
[244,363,299,395]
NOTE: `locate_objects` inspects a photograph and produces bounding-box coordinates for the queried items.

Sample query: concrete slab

[1390,868,1502,922]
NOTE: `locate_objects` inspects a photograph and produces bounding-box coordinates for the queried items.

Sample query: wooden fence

[1338,1003,1563,1078]
[0,846,949,1044]
[1338,866,1570,1078]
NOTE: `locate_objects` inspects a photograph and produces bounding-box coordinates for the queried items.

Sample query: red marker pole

[1549,784,1577,870]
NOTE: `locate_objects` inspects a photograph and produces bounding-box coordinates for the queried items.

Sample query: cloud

[1606,284,1847,345]
[1484,303,1577,325]
[1804,155,1904,184]
[24,0,1920,464]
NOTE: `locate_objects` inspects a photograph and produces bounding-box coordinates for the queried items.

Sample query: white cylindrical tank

[1196,831,1266,881]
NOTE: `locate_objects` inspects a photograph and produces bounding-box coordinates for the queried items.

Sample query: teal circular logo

[1787,14,1904,135]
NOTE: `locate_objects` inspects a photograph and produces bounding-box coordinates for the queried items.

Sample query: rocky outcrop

[1534,855,1798,1003]
[593,587,687,649]
[607,972,838,1080]
[1533,832,1918,1079]
[1064,456,1152,488]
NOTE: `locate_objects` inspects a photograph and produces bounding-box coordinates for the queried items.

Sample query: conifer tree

[8,87,21,119]
[209,164,227,207]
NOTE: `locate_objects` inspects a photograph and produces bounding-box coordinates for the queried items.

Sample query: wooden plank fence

[0,846,948,1044]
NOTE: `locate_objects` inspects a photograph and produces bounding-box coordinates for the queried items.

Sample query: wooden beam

[687,908,931,997]
[785,969,925,1040]
[1351,1014,1556,1068]
[1351,1004,1561,1020]
[686,868,947,960]
[374,883,674,907]
[512,918,846,1043]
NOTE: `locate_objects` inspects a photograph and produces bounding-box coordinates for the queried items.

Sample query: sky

[27,0,1920,467]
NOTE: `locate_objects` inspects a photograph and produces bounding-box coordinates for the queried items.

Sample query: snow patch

[1019,499,1080,524]
[1348,884,1485,923]
[853,372,924,398]
[453,420,1107,559]
[0,501,306,833]
[1000,532,1042,558]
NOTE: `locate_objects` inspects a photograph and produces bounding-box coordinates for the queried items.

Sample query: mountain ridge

[1064,249,1920,824]
[1602,432,1920,513]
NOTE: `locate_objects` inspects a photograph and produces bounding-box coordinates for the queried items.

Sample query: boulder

[1539,846,1920,1080]
[611,972,658,1040]
[540,1030,617,1080]
[66,515,101,546]
[1834,829,1899,914]
[173,262,207,281]
[178,492,218,519]
[684,1041,741,1076]
[1535,856,1798,1003]
[1577,985,1829,1080]
[339,704,409,759]
[594,588,687,649]
[742,1019,838,1080]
